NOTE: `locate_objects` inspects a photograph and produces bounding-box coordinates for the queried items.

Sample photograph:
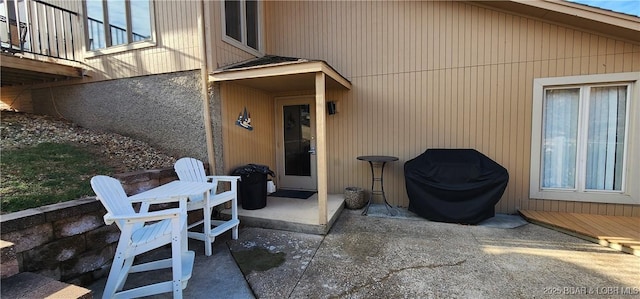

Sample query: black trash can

[232,164,275,210]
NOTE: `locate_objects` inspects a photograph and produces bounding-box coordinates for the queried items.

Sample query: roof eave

[211,60,352,90]
[473,0,640,43]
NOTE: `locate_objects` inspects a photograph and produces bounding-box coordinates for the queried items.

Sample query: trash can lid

[232,164,275,176]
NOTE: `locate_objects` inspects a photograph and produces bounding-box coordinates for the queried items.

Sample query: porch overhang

[209,56,351,93]
[211,56,350,229]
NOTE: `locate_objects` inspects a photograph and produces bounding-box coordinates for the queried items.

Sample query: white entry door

[275,97,317,190]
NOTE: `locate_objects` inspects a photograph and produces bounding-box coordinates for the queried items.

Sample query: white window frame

[530,72,640,205]
[83,0,156,57]
[221,0,262,56]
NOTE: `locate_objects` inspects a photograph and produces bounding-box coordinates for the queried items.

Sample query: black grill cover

[404,149,509,224]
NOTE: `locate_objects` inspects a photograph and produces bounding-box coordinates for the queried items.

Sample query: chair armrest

[206,176,240,183]
[206,176,240,195]
[103,207,185,225]
[129,196,189,205]
[130,197,189,214]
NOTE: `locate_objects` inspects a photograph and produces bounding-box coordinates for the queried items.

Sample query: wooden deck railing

[0,0,78,61]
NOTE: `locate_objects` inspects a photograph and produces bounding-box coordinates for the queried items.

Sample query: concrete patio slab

[87,236,254,299]
[364,204,529,229]
[226,193,345,235]
[88,206,640,298]
[236,208,640,298]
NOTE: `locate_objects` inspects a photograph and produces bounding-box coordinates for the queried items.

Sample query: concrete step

[0,240,18,278]
[1,272,92,299]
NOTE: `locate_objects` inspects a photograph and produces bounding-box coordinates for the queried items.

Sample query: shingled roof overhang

[210,56,352,93]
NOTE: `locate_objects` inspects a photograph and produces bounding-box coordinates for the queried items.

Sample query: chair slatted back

[174,157,208,182]
[91,175,135,228]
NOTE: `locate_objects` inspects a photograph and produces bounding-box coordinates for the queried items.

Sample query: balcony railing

[1,0,78,61]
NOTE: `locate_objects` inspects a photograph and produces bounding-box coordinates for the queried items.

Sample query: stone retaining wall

[0,168,177,287]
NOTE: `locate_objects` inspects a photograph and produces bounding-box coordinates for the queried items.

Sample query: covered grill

[404,149,509,224]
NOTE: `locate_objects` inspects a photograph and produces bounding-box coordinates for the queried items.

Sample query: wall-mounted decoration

[236,107,253,131]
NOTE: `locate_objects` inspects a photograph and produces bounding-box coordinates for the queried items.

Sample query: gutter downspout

[198,0,216,173]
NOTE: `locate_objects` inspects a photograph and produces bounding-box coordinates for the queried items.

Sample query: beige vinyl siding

[33,1,202,81]
[83,1,201,80]
[262,1,640,216]
[37,1,255,81]
[206,1,259,70]
[221,82,276,174]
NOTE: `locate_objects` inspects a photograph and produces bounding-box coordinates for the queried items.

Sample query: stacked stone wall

[0,168,177,286]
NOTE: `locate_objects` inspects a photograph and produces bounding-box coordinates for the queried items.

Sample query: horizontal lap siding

[265,1,640,216]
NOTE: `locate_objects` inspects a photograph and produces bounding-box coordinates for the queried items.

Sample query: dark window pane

[246,0,258,49]
[225,0,241,41]
[283,105,311,176]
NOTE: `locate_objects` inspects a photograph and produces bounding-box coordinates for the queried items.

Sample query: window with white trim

[222,0,261,54]
[530,73,640,205]
[85,0,153,51]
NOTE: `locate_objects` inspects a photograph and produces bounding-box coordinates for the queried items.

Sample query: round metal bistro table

[357,155,399,215]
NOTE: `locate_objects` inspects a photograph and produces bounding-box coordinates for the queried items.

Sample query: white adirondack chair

[91,175,194,299]
[174,157,240,256]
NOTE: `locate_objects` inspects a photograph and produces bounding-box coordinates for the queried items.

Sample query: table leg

[361,161,375,215]
[181,198,189,253]
[361,161,395,216]
[378,162,395,215]
[231,195,239,240]
[204,191,213,256]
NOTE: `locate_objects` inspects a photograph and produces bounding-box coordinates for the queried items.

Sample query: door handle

[309,146,316,155]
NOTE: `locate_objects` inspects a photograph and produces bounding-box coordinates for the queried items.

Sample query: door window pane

[283,105,311,176]
[542,88,580,189]
[586,86,627,191]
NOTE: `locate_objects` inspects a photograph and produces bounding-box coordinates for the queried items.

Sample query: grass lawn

[1,142,113,213]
